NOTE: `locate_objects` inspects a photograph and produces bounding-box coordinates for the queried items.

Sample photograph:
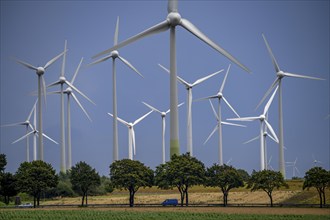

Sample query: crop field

[0,208,329,220]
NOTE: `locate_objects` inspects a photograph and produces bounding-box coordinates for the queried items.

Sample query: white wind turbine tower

[229,86,279,170]
[14,50,66,160]
[108,110,153,160]
[197,64,242,165]
[203,99,245,165]
[256,34,325,178]
[49,58,93,170]
[159,64,223,156]
[48,41,94,172]
[92,0,250,158]
[1,100,37,162]
[88,17,143,162]
[142,102,184,164]
[286,158,299,178]
[243,113,279,170]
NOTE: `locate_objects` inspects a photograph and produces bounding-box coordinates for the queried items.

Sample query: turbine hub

[111,50,119,58]
[167,12,182,26]
[161,112,166,117]
[128,123,133,128]
[217,92,223,98]
[65,87,72,94]
[263,131,268,136]
[260,115,266,121]
[59,76,66,83]
[36,67,45,75]
[277,71,285,79]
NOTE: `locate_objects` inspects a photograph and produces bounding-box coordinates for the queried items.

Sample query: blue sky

[1,0,329,178]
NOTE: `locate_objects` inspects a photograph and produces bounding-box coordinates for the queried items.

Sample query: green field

[0,210,329,220]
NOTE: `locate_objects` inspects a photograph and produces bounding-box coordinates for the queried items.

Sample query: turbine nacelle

[217,92,223,99]
[59,76,66,84]
[167,12,182,26]
[259,114,266,121]
[36,67,45,75]
[161,112,166,117]
[111,50,119,58]
[64,87,73,94]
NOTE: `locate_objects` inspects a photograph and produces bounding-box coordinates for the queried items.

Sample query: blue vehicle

[161,199,178,206]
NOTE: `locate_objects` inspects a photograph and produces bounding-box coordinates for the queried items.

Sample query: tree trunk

[33,196,36,208]
[81,193,85,206]
[322,189,326,206]
[318,190,323,208]
[268,192,273,207]
[180,191,185,207]
[129,190,135,207]
[85,193,88,207]
[185,189,189,207]
[224,191,228,207]
[37,194,40,207]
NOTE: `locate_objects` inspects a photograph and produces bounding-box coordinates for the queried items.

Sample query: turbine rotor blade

[133,110,153,125]
[256,77,280,110]
[262,34,280,73]
[263,85,278,115]
[92,20,170,59]
[41,132,59,145]
[142,102,162,114]
[44,50,67,69]
[180,18,250,73]
[41,75,47,104]
[118,56,143,78]
[71,57,84,84]
[243,135,260,145]
[158,64,190,86]
[227,116,259,121]
[65,81,96,105]
[283,72,325,80]
[13,58,38,70]
[166,102,184,114]
[168,0,178,13]
[114,16,119,46]
[131,128,136,155]
[264,120,278,143]
[192,69,223,87]
[223,97,240,118]
[12,131,35,144]
[108,113,130,126]
[203,124,218,145]
[1,122,24,127]
[61,40,67,77]
[71,93,92,122]
[47,80,61,88]
[87,54,113,67]
[219,64,231,93]
[209,100,219,121]
[221,121,246,127]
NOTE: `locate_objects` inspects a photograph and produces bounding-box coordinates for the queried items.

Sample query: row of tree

[1,153,329,208]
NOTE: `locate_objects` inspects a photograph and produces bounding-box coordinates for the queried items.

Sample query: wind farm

[0,0,328,181]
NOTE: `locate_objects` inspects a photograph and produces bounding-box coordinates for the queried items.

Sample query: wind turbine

[228,86,279,170]
[108,110,153,160]
[203,99,245,165]
[267,156,274,170]
[1,100,37,162]
[48,41,94,173]
[197,64,242,165]
[256,34,325,178]
[159,64,223,156]
[92,0,250,158]
[312,154,323,166]
[14,49,66,160]
[49,57,93,171]
[286,158,299,178]
[142,101,184,164]
[88,17,143,162]
[243,113,279,170]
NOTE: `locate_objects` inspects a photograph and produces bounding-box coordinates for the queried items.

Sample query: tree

[0,172,18,204]
[303,167,330,208]
[110,159,153,207]
[205,164,244,206]
[236,168,250,182]
[15,160,58,208]
[70,161,101,206]
[154,153,205,206]
[0,154,6,173]
[247,170,288,207]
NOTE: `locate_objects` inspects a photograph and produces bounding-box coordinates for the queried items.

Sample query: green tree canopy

[155,153,205,206]
[0,154,7,173]
[0,172,18,204]
[110,159,154,207]
[247,170,288,207]
[15,160,58,207]
[205,164,244,206]
[236,168,250,182]
[70,161,101,206]
[303,167,330,208]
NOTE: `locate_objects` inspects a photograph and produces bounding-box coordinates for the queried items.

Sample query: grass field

[0,208,329,220]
